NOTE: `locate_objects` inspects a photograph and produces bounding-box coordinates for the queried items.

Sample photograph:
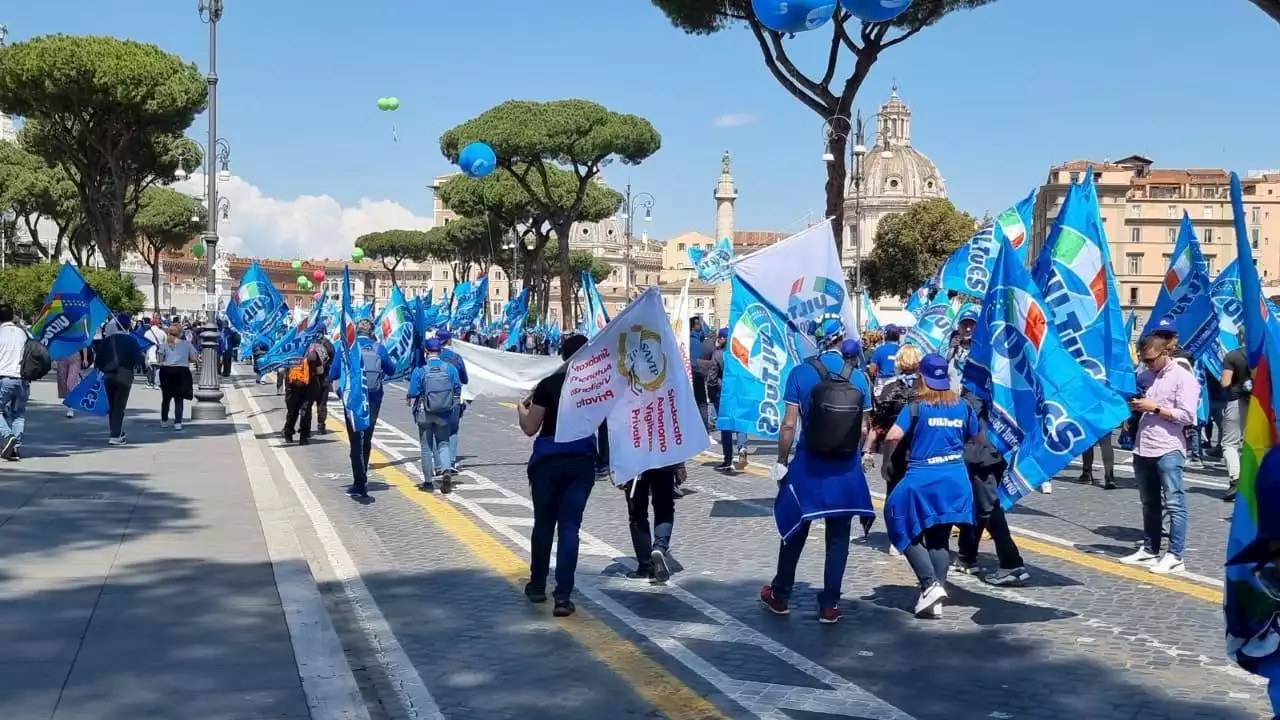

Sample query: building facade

[1030,156,1280,330]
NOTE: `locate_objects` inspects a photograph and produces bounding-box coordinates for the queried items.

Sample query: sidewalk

[0,378,360,719]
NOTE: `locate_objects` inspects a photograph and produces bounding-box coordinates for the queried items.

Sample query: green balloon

[376,97,388,111]
[297,275,307,286]
[352,247,365,261]
[386,97,400,111]
[191,243,206,259]
[291,259,302,270]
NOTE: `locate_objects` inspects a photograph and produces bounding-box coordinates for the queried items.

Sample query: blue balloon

[751,0,837,34]
[838,0,913,23]
[458,142,497,178]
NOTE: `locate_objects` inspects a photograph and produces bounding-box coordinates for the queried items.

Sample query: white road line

[240,387,444,720]
[228,388,370,720]
[366,418,914,719]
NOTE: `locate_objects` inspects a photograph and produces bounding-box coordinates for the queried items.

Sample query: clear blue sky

[8,0,1280,243]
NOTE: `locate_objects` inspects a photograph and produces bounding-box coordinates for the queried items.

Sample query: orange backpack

[286,358,311,386]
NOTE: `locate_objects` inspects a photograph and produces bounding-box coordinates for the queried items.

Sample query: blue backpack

[421,359,456,415]
[359,343,384,394]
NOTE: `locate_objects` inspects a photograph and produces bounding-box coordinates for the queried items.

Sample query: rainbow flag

[1224,173,1280,711]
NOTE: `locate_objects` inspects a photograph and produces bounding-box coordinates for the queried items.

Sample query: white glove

[770,462,789,486]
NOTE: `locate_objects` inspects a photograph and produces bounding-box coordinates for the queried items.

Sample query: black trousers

[104,372,133,439]
[957,463,1025,569]
[284,383,314,440]
[1080,434,1115,479]
[315,379,332,431]
[218,351,233,377]
[627,468,676,571]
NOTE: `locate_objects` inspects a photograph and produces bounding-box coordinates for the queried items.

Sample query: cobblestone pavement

[245,376,1271,720]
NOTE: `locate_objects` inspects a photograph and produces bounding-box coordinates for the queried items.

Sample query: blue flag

[130,325,156,353]
[375,285,415,380]
[905,280,938,318]
[861,291,882,332]
[228,262,289,338]
[1140,214,1219,361]
[964,241,1132,507]
[719,276,801,439]
[1031,171,1137,398]
[688,237,735,283]
[450,278,487,332]
[63,369,110,417]
[904,294,956,354]
[501,288,530,351]
[339,266,371,432]
[31,262,112,361]
[582,272,609,339]
[937,190,1037,297]
[1206,259,1244,380]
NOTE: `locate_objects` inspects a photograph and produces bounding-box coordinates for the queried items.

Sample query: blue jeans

[1133,451,1188,557]
[0,378,28,441]
[346,395,383,491]
[528,454,595,602]
[416,412,453,478]
[770,516,853,609]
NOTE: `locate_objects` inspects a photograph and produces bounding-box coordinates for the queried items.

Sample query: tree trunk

[825,132,848,258]
[554,221,574,327]
[151,258,162,315]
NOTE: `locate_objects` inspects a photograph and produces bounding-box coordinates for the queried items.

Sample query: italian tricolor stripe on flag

[1164,248,1193,294]
[1052,227,1109,310]
[1001,288,1049,353]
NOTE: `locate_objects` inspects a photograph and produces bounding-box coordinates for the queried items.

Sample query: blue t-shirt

[892,400,979,468]
[407,357,461,415]
[784,349,873,449]
[870,342,900,377]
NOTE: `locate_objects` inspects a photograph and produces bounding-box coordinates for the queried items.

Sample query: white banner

[669,275,693,379]
[732,221,858,342]
[449,342,562,402]
[555,288,708,483]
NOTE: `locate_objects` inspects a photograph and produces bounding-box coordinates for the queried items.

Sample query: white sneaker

[107,437,125,446]
[888,545,901,557]
[65,409,75,418]
[174,423,183,431]
[1040,482,1053,494]
[160,419,171,428]
[1119,548,1158,565]
[930,603,943,619]
[914,583,947,618]
[1149,553,1185,574]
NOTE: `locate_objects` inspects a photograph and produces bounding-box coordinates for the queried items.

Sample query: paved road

[241,373,1270,720]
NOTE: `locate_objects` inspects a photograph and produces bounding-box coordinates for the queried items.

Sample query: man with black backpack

[282,340,326,445]
[407,338,460,492]
[312,326,336,435]
[760,314,875,626]
[0,303,44,461]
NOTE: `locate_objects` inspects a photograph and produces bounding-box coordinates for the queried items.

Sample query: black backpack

[21,339,52,382]
[874,377,916,432]
[802,357,864,459]
[883,401,920,486]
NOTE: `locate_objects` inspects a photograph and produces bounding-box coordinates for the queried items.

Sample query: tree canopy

[862,198,975,299]
[0,34,207,269]
[1252,0,1280,23]
[133,186,206,313]
[354,229,431,284]
[646,0,997,251]
[0,262,144,319]
[439,99,656,322]
[423,217,499,284]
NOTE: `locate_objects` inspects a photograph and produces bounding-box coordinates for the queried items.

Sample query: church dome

[847,88,946,201]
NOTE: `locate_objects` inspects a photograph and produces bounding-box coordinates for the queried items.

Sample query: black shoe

[713,461,732,471]
[0,436,15,461]
[1224,485,1238,503]
[1077,474,1093,484]
[552,599,575,617]
[298,437,310,446]
[626,567,655,580]
[283,433,295,444]
[345,485,369,498]
[441,471,454,495]
[315,428,327,436]
[524,583,547,603]
[1103,476,1118,490]
[418,481,435,493]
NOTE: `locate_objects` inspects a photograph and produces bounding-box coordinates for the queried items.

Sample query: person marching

[337,319,397,498]
[882,353,980,618]
[95,314,144,446]
[56,347,89,419]
[408,338,460,492]
[437,331,469,466]
[312,325,336,435]
[158,323,199,431]
[707,328,746,471]
[1220,330,1251,503]
[622,462,682,583]
[283,339,326,445]
[867,325,902,397]
[761,314,875,625]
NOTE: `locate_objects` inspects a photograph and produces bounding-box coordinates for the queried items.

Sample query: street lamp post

[620,183,654,303]
[191,0,226,420]
[825,110,892,335]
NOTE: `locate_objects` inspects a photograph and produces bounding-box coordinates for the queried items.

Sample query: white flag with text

[669,275,693,379]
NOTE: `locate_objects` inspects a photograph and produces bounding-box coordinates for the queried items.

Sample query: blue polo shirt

[869,342,899,377]
[892,400,979,469]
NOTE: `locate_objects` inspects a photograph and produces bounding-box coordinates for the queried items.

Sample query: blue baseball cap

[717,327,729,340]
[813,313,845,344]
[425,338,442,352]
[919,353,951,391]
[437,330,453,342]
[1154,315,1178,333]
[840,339,862,358]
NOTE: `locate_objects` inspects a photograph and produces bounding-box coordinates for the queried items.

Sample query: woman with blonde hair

[883,352,980,618]
[158,323,199,430]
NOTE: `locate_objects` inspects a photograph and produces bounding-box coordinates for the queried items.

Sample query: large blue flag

[688,237,735,283]
[339,266,371,432]
[450,277,487,332]
[375,285,415,380]
[1031,171,1136,398]
[258,296,328,374]
[582,272,609,339]
[1206,259,1244,380]
[228,261,289,337]
[904,293,956,354]
[63,369,110,417]
[861,291,882,332]
[937,190,1037,298]
[1140,214,1219,361]
[964,241,1131,507]
[501,288,530,351]
[31,262,112,361]
[719,276,800,439]
[905,284,934,317]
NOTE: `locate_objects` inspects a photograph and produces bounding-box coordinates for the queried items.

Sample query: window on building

[1203,228,1214,244]
[1128,286,1140,304]
[1129,205,1140,218]
[1126,254,1142,275]
[1094,172,1102,183]
[677,243,685,251]
[1166,227,1176,243]
[1203,205,1213,219]
[1130,227,1141,243]
[1069,171,1080,184]
[694,298,704,309]
[1132,314,1143,336]
[1254,207,1262,224]
[1167,205,1177,219]
[1205,255,1217,276]
[1253,227,1261,249]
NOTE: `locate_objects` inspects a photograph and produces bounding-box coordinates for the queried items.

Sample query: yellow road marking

[693,451,1224,604]
[327,419,727,720]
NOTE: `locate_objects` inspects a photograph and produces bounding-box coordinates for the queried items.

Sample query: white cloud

[173,173,433,261]
[713,112,759,128]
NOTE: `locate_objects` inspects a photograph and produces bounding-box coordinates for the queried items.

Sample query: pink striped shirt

[1134,361,1200,458]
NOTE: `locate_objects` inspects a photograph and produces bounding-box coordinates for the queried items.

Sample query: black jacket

[961,390,1005,471]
